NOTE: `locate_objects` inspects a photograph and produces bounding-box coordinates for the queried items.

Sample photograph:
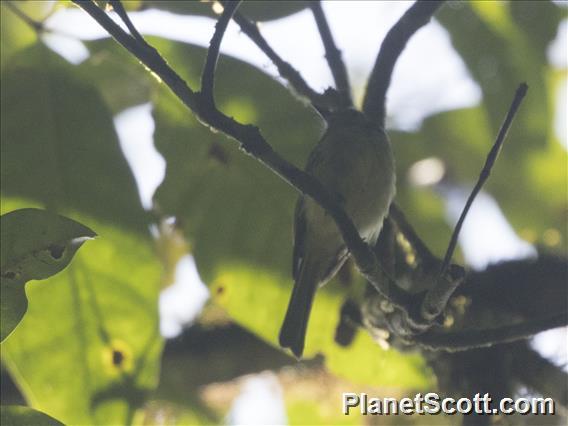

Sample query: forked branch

[108,0,145,44]
[71,0,410,309]
[439,83,529,278]
[72,1,552,353]
[421,83,529,321]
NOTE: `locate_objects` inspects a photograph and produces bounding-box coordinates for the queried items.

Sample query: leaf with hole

[1,198,163,425]
[1,208,96,342]
[1,41,163,423]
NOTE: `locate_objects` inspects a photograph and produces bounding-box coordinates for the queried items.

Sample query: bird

[279,108,396,358]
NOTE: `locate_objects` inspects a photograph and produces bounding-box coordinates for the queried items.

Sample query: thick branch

[415,312,567,352]
[231,11,334,113]
[72,0,410,309]
[421,83,528,321]
[309,1,352,107]
[362,0,444,127]
[200,1,242,106]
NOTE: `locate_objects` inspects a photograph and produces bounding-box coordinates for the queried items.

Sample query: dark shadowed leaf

[1,208,95,342]
[0,43,148,234]
[0,406,64,426]
[77,39,154,114]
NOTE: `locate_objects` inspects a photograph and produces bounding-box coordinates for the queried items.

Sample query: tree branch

[200,1,242,106]
[231,10,336,115]
[71,0,411,310]
[439,83,528,277]
[71,1,199,110]
[362,0,444,127]
[421,83,529,321]
[108,0,145,44]
[414,311,567,352]
[309,1,352,108]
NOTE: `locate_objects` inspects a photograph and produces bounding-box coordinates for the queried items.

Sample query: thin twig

[108,0,145,44]
[362,0,444,127]
[3,1,44,32]
[309,1,352,108]
[440,83,529,276]
[420,84,529,321]
[231,11,334,114]
[414,311,567,352]
[72,0,411,311]
[3,1,82,40]
[200,1,242,106]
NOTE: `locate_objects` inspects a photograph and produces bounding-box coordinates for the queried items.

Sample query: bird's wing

[292,138,326,282]
[292,197,306,281]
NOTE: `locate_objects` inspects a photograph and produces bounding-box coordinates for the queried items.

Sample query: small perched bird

[279,108,396,358]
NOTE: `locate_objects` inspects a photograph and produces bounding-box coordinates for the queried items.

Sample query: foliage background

[1,1,566,425]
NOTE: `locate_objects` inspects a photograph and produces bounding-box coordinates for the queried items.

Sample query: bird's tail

[279,260,318,359]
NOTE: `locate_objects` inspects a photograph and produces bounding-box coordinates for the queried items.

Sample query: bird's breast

[306,126,396,245]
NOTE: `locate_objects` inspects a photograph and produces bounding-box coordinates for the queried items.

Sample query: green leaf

[1,208,96,342]
[1,43,148,234]
[209,268,431,388]
[0,405,64,426]
[435,1,566,249]
[1,40,163,424]
[143,0,307,21]
[0,208,97,281]
[77,39,154,114]
[152,38,432,388]
[438,1,560,141]
[1,198,163,425]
